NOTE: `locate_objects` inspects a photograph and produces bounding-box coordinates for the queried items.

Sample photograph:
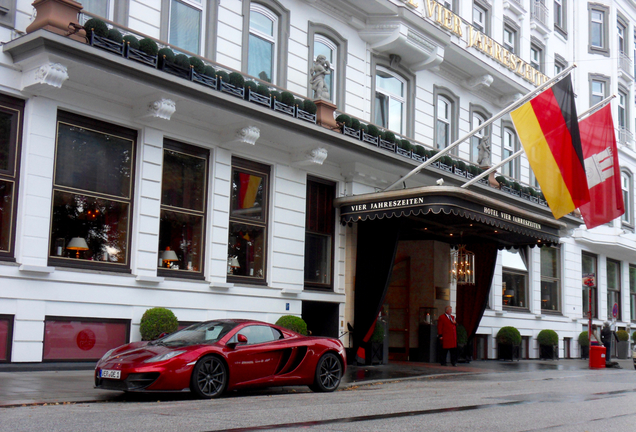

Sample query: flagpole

[383,64,577,192]
[461,92,614,189]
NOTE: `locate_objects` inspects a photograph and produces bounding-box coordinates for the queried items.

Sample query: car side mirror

[227,333,248,348]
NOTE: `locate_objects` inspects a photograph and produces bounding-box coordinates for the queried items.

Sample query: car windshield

[152,321,239,347]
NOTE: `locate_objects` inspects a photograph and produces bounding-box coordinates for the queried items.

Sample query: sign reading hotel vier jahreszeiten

[399,0,549,87]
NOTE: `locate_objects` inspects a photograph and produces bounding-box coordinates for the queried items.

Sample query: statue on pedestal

[310,55,331,100]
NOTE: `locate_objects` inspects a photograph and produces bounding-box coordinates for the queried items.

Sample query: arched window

[375,67,406,134]
[308,24,347,108]
[313,35,336,102]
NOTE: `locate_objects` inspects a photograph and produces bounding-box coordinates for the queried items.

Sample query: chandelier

[450,245,475,285]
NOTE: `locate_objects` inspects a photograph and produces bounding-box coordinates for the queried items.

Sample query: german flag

[510,75,590,219]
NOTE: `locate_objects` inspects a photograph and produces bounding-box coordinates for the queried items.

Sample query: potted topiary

[579,331,589,359]
[84,18,123,54]
[412,144,426,162]
[439,155,453,173]
[454,160,467,177]
[497,326,521,361]
[140,307,179,341]
[126,37,158,67]
[616,330,629,359]
[273,91,296,116]
[159,52,192,80]
[367,320,386,365]
[158,47,175,63]
[397,139,412,158]
[244,80,270,106]
[335,113,352,129]
[379,130,396,152]
[275,315,308,335]
[362,124,380,146]
[217,71,246,98]
[538,329,559,360]
[456,325,471,363]
[296,99,317,123]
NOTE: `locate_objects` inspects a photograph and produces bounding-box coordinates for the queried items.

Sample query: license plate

[101,369,121,379]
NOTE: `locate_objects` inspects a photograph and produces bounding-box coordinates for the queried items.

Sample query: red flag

[578,105,624,229]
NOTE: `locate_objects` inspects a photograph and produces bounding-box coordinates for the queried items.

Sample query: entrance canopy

[335,186,566,249]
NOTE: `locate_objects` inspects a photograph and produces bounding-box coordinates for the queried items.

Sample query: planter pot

[246,89,271,107]
[219,80,245,98]
[272,100,295,116]
[580,345,589,359]
[617,341,629,359]
[439,162,453,173]
[314,99,338,130]
[539,344,558,360]
[396,147,411,158]
[361,132,379,146]
[191,71,217,89]
[125,45,158,68]
[458,343,472,363]
[89,33,124,56]
[342,126,361,139]
[158,57,191,80]
[296,107,317,124]
[366,342,383,365]
[498,344,520,361]
[379,139,396,152]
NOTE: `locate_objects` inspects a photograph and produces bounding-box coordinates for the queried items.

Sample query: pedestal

[314,99,339,131]
[26,0,85,42]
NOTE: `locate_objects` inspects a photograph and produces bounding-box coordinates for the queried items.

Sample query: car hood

[99,341,199,366]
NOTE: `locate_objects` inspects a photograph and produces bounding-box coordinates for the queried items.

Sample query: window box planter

[379,139,396,152]
[362,131,379,146]
[191,71,217,89]
[521,192,536,202]
[342,126,361,139]
[158,57,192,80]
[467,172,489,185]
[396,147,411,158]
[272,100,295,116]
[411,153,424,163]
[501,185,521,197]
[539,198,547,206]
[453,167,467,177]
[430,160,440,168]
[89,33,124,56]
[219,80,245,98]
[246,89,271,107]
[125,45,158,67]
[296,107,317,124]
[439,162,453,173]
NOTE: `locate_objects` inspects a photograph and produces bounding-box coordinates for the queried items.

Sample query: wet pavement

[0,358,633,407]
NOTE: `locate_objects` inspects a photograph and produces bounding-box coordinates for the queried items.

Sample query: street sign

[612,303,618,318]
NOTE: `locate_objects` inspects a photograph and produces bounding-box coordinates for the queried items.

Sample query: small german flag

[510,75,590,219]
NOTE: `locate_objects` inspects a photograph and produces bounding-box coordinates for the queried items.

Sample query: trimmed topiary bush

[360,124,368,133]
[632,331,636,343]
[381,130,396,143]
[140,307,178,341]
[229,71,245,88]
[257,84,271,97]
[495,175,509,187]
[275,315,308,336]
[295,98,303,108]
[107,28,123,44]
[123,35,140,50]
[139,38,158,56]
[399,139,412,151]
[158,47,175,63]
[189,57,205,74]
[244,80,258,92]
[496,326,521,346]
[616,330,629,341]
[578,331,589,347]
[335,114,352,128]
[537,329,558,346]
[367,124,380,137]
[457,325,468,346]
[456,160,467,171]
[203,65,216,77]
[414,145,427,157]
[216,70,230,82]
[174,54,190,69]
[302,99,317,114]
[84,18,108,38]
[370,321,385,343]
[270,90,281,101]
[280,91,295,106]
[350,117,361,130]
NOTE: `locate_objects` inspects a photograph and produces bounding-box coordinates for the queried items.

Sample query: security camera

[436,178,444,186]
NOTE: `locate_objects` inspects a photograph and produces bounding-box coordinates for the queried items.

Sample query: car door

[226,325,284,385]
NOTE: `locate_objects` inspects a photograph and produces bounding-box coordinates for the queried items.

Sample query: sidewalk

[0,358,632,407]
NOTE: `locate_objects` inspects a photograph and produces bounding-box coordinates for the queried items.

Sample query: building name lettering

[398,0,549,87]
[349,197,426,212]
[483,207,542,229]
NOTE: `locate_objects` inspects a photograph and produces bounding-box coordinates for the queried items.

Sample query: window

[470,109,490,165]
[582,253,598,319]
[0,94,23,261]
[541,246,561,312]
[81,0,110,18]
[502,248,528,309]
[375,68,406,134]
[238,325,282,344]
[618,20,627,54]
[168,0,203,54]
[554,54,567,76]
[618,90,627,129]
[305,178,335,290]
[434,89,458,151]
[49,112,136,270]
[441,0,457,11]
[227,157,269,283]
[0,315,13,362]
[588,4,609,56]
[473,2,489,35]
[158,140,208,278]
[589,76,608,107]
[308,25,347,108]
[530,40,544,73]
[622,171,633,226]
[554,0,567,36]
[503,24,517,54]
[243,1,289,86]
[607,259,621,321]
[630,264,636,321]
[502,126,518,179]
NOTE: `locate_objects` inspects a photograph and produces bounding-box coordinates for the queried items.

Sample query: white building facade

[0,0,633,364]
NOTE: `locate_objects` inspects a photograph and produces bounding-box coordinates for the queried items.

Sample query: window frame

[617,18,627,55]
[541,246,561,313]
[618,88,628,130]
[588,3,610,57]
[48,111,137,272]
[469,104,491,165]
[160,0,218,57]
[606,258,621,321]
[502,248,529,311]
[472,1,490,35]
[582,252,598,319]
[434,87,459,154]
[501,122,519,180]
[530,38,545,73]
[621,170,633,228]
[503,18,519,54]
[157,139,209,280]
[304,176,336,291]
[227,157,270,285]
[589,74,609,107]
[0,93,24,262]
[242,0,290,87]
[374,66,407,135]
[554,54,568,76]
[307,23,347,109]
[554,0,567,37]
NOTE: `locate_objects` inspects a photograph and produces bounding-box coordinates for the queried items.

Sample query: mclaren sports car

[94,319,346,398]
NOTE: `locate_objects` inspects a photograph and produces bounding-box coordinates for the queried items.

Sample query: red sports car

[94,319,346,398]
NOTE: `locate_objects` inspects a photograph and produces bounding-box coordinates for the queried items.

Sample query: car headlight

[144,350,186,363]
[99,348,116,363]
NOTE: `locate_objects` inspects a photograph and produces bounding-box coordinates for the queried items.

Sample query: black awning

[334,186,566,247]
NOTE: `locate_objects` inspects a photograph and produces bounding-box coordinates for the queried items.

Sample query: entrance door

[385,258,410,361]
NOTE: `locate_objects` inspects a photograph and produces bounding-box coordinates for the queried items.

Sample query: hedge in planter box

[140,307,178,341]
[537,329,558,360]
[578,331,589,359]
[496,326,521,361]
[275,315,308,336]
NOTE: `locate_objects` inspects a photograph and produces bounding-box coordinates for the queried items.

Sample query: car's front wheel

[190,355,227,398]
[309,352,342,392]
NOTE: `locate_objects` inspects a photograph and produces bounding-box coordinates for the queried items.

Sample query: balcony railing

[616,127,634,149]
[618,52,634,79]
[530,1,548,27]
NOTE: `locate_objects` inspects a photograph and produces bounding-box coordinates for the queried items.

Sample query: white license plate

[101,369,121,379]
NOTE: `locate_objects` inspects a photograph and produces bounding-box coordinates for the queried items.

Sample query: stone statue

[310,55,331,100]
[477,135,491,166]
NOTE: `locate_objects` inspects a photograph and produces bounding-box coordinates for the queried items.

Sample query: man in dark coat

[601,321,618,362]
[438,305,457,366]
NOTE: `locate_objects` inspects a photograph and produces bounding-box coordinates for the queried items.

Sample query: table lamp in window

[162,247,179,268]
[67,237,89,258]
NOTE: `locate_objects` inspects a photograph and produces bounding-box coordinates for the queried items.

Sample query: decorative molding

[210,281,233,290]
[135,275,164,284]
[497,92,523,107]
[236,126,261,145]
[292,147,328,167]
[463,74,494,91]
[145,98,176,120]
[34,62,69,88]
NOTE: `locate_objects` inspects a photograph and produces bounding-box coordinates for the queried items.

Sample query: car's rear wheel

[309,352,342,392]
[190,355,227,398]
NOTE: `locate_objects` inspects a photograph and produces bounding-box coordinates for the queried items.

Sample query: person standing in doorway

[438,305,458,366]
